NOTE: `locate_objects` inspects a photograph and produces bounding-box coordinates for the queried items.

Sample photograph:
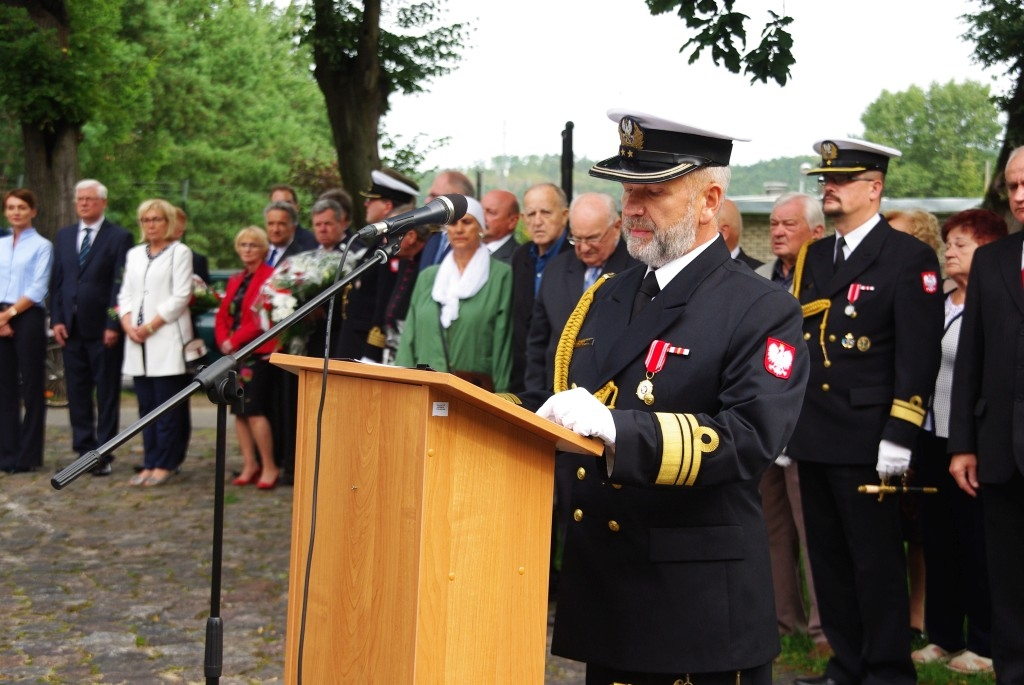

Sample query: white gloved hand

[537,387,616,446]
[876,439,912,480]
[774,453,792,468]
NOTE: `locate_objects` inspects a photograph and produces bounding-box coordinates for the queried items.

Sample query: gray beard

[623,210,698,269]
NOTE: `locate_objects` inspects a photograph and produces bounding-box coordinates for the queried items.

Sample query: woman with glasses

[117,198,193,487]
[395,197,513,392]
[215,226,280,490]
[0,189,53,474]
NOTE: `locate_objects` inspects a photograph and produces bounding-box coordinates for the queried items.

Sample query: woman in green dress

[395,197,513,392]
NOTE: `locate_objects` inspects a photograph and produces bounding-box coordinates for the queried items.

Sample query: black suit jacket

[50,219,134,339]
[529,239,808,673]
[509,238,571,392]
[948,231,1024,481]
[735,247,764,270]
[192,251,211,285]
[523,239,638,392]
[788,219,943,464]
[488,236,518,264]
[418,232,449,272]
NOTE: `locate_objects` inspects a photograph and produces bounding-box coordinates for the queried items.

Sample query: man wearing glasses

[49,180,134,476]
[787,139,943,685]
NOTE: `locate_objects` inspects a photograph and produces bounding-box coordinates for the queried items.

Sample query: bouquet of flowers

[190,275,222,313]
[254,248,363,355]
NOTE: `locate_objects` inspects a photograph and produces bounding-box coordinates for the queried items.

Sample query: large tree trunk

[312,0,385,229]
[21,119,79,240]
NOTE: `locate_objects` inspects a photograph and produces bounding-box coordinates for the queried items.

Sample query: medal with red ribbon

[636,340,690,405]
[844,283,875,317]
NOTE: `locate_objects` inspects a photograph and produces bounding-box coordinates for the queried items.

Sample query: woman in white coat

[117,198,193,486]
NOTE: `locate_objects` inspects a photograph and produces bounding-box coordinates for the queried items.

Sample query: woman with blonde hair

[215,226,280,489]
[117,198,193,487]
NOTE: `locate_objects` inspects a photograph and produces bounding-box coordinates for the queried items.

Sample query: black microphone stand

[51,235,400,684]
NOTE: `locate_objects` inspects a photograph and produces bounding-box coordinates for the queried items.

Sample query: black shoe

[91,461,113,476]
[793,676,838,685]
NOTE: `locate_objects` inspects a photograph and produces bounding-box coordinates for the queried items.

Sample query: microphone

[355,194,469,240]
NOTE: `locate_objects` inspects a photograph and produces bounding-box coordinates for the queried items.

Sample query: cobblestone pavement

[2,396,803,684]
[0,396,588,684]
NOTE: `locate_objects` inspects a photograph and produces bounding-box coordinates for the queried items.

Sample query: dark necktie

[631,270,660,321]
[79,228,92,266]
[267,247,278,266]
[834,236,847,272]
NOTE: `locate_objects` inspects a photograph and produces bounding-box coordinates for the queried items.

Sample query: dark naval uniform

[787,219,942,684]
[518,237,808,678]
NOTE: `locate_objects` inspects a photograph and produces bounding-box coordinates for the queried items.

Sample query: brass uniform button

[576,467,586,480]
[611,483,623,489]
[803,332,811,341]
[607,520,620,532]
[828,334,836,343]
[822,383,830,392]
[823,360,831,368]
[573,509,583,522]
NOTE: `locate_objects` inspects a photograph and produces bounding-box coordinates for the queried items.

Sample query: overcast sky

[382,0,1009,171]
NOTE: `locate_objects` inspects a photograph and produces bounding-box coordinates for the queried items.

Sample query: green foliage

[77,0,336,268]
[964,0,1024,79]
[644,0,794,85]
[862,81,1001,197]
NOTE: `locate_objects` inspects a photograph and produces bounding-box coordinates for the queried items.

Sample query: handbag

[183,337,208,376]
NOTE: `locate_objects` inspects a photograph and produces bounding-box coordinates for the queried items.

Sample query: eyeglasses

[568,229,612,246]
[140,217,167,224]
[238,242,262,250]
[817,175,876,188]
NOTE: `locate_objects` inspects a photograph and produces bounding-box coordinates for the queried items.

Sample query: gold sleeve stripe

[654,413,720,486]
[891,396,926,427]
[495,393,522,405]
[366,326,387,348]
[655,413,684,485]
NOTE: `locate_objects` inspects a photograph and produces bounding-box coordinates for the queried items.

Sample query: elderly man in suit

[948,144,1024,685]
[481,189,520,264]
[505,109,808,684]
[788,139,943,685]
[49,179,134,476]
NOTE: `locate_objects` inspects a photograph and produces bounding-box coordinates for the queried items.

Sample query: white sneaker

[947,650,994,674]
[911,643,949,664]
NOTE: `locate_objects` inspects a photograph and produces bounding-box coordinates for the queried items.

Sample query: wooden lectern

[271,355,602,684]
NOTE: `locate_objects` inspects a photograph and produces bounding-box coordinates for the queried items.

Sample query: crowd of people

[3,112,1024,683]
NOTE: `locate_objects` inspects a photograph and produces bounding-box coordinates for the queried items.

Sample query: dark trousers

[586,661,772,685]
[267,363,298,475]
[63,331,124,456]
[982,470,1024,685]
[799,462,916,685]
[134,374,190,471]
[0,306,47,470]
[916,431,991,655]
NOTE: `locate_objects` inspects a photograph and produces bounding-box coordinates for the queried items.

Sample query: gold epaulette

[366,326,386,348]
[553,273,618,407]
[653,413,720,486]
[891,396,926,427]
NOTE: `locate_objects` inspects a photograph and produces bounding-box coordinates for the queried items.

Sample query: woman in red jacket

[215,226,280,489]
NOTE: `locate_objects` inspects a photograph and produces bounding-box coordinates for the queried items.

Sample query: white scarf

[431,245,490,328]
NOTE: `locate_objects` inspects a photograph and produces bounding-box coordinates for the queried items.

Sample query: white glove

[876,439,911,480]
[774,453,792,468]
[537,387,616,446]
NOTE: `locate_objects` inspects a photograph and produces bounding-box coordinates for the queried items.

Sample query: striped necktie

[79,228,92,266]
